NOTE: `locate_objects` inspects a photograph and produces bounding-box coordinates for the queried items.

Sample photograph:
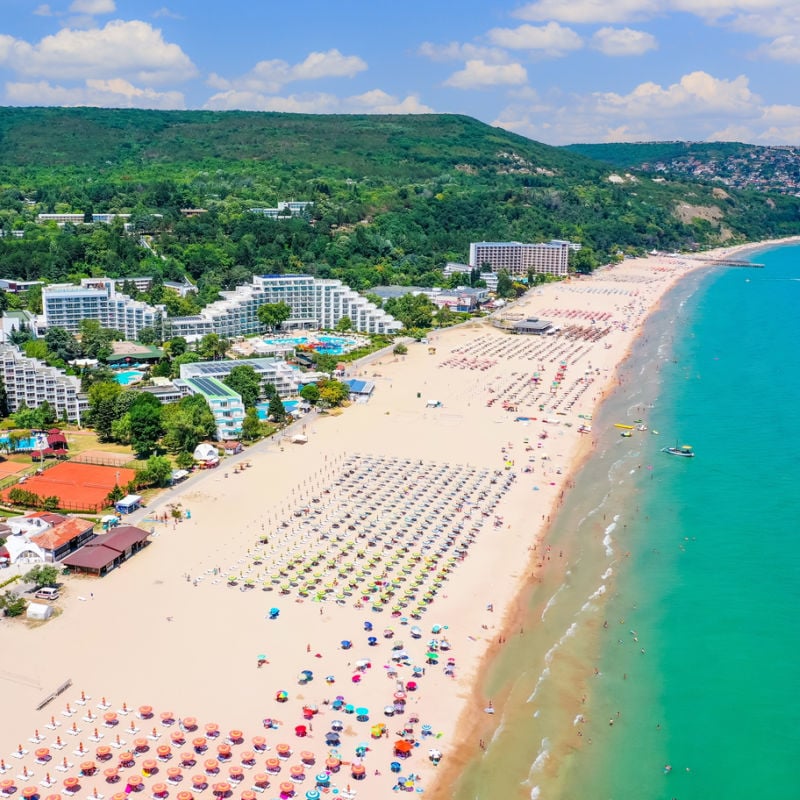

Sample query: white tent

[27,602,53,621]
[291,434,308,444]
[193,443,220,463]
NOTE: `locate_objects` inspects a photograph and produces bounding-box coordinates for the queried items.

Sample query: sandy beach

[0,241,788,800]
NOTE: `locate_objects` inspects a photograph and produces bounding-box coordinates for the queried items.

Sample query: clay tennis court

[0,460,26,479]
[2,461,137,511]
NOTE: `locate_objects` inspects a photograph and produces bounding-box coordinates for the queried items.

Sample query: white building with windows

[177,376,245,440]
[249,200,314,219]
[42,279,165,340]
[166,274,401,340]
[0,344,88,421]
[179,358,301,398]
[468,240,579,277]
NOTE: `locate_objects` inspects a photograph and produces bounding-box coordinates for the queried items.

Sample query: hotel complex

[178,358,303,398]
[165,274,401,340]
[42,279,165,340]
[469,240,579,277]
[0,344,88,422]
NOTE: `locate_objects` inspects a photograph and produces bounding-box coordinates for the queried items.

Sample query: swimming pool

[257,400,300,420]
[0,435,41,451]
[115,369,145,386]
[261,334,360,356]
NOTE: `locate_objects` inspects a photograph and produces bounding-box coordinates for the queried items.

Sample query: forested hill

[1,108,799,300]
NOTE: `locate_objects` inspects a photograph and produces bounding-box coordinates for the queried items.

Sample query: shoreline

[0,238,790,800]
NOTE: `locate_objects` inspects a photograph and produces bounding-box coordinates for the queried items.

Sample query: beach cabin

[115,494,142,515]
[29,516,95,562]
[344,379,375,403]
[62,525,151,577]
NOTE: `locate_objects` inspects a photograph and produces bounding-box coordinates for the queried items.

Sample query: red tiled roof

[27,511,68,526]
[85,525,150,554]
[62,545,117,571]
[30,517,94,551]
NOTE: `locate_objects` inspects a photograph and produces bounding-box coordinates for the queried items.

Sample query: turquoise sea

[453,245,800,799]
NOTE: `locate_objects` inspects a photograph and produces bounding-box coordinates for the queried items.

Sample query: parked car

[35,587,59,601]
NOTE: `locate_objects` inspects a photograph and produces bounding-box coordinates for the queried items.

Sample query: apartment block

[42,279,165,340]
[0,344,88,421]
[468,240,579,277]
[179,358,301,398]
[178,376,245,440]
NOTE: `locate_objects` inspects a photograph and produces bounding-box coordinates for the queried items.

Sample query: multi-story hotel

[179,358,302,398]
[42,279,165,340]
[166,274,401,340]
[249,200,314,219]
[0,344,88,421]
[177,376,245,440]
[468,240,579,277]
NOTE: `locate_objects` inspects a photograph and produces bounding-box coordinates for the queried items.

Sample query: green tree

[268,393,286,423]
[24,564,60,587]
[140,455,172,487]
[198,333,228,360]
[170,351,201,379]
[257,301,292,331]
[38,400,57,426]
[318,378,350,407]
[128,392,164,458]
[224,364,262,409]
[79,320,121,361]
[0,590,26,617]
[13,404,41,428]
[110,413,132,444]
[166,336,188,357]
[106,484,125,505]
[335,315,352,332]
[393,343,408,355]
[162,394,215,453]
[24,285,42,314]
[8,323,33,346]
[299,383,320,405]
[384,293,435,329]
[175,450,195,470]
[241,407,262,441]
[495,270,516,298]
[87,380,122,441]
[137,326,161,345]
[44,327,81,363]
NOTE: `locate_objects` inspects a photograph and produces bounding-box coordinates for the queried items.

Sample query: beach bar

[62,525,151,576]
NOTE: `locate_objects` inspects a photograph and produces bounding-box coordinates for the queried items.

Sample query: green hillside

[0,108,798,301]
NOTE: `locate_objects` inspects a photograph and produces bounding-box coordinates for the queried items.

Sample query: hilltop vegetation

[1,108,799,303]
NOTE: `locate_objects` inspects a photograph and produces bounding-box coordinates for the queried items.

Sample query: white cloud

[488,23,584,56]
[444,59,528,89]
[593,71,760,117]
[512,0,659,24]
[208,49,367,94]
[417,41,509,63]
[592,27,658,55]
[754,34,800,62]
[153,7,184,19]
[0,21,197,84]
[5,78,184,109]
[204,88,433,114]
[491,69,791,144]
[34,4,54,16]
[69,0,115,13]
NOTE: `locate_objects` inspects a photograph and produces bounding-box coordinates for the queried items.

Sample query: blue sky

[2,0,800,145]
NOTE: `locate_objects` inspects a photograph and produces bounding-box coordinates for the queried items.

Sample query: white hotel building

[42,279,165,340]
[167,274,401,340]
[0,344,88,421]
[468,240,579,278]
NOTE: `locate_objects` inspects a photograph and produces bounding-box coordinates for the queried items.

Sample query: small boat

[636,424,648,432]
[578,424,592,434]
[614,423,635,430]
[621,430,633,438]
[661,444,695,458]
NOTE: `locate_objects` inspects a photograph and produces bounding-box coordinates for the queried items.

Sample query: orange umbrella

[240,791,256,800]
[299,752,314,765]
[275,744,290,759]
[181,719,197,732]
[324,757,340,772]
[157,746,171,760]
[80,761,96,775]
[204,759,219,774]
[170,732,185,746]
[138,706,153,719]
[192,738,207,752]
[167,767,182,781]
[152,784,168,797]
[126,776,142,789]
[394,740,413,753]
[239,751,255,766]
[112,793,127,800]
[289,765,304,779]
[264,759,280,773]
[133,738,149,753]
[103,767,118,782]
[96,746,112,760]
[180,754,195,768]
[190,776,206,790]
[227,731,242,744]
[216,744,231,760]
[160,712,174,724]
[118,753,135,767]
[252,774,269,789]
[35,748,51,761]
[103,713,118,725]
[45,795,62,800]
[227,766,243,780]
[63,778,79,791]
[177,793,193,800]
[278,784,293,797]
[251,736,266,751]
[204,724,219,737]
[142,758,157,774]
[211,782,230,796]
[22,788,37,800]
[350,763,365,778]
[0,781,16,794]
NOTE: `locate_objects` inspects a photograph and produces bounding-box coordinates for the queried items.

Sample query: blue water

[453,245,800,799]
[0,435,40,450]
[115,369,144,386]
[261,334,358,356]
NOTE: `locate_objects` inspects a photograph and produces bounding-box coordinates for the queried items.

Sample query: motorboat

[661,444,695,458]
